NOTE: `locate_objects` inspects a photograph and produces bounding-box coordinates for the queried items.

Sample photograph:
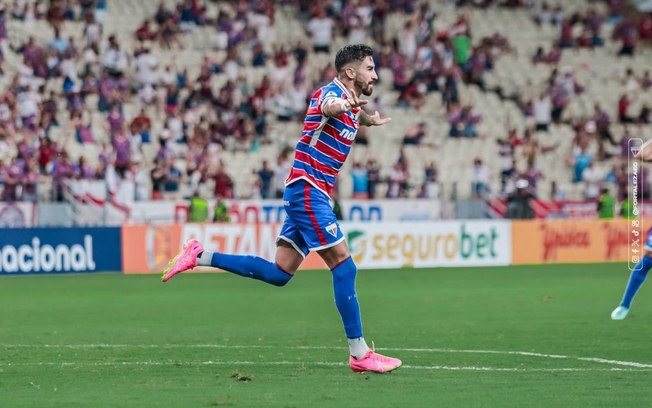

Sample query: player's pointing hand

[347,88,368,109]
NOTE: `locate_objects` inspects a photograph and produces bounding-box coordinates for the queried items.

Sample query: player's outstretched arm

[322,88,368,117]
[359,109,391,127]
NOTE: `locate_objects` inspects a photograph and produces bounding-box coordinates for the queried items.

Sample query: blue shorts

[277,180,345,257]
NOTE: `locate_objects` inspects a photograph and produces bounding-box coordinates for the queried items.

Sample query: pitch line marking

[0,360,650,372]
[2,344,651,369]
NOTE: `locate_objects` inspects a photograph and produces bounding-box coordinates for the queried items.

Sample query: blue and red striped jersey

[285,78,360,197]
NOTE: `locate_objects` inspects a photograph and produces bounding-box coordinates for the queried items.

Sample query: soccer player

[162,44,402,373]
[611,138,652,320]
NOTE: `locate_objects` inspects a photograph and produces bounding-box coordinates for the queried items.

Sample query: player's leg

[318,240,401,373]
[161,219,307,286]
[292,181,400,372]
[612,249,652,320]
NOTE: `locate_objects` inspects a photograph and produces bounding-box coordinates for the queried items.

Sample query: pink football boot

[161,239,204,282]
[349,349,402,374]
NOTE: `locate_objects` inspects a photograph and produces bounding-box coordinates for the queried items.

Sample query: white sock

[348,337,370,359]
[197,251,213,266]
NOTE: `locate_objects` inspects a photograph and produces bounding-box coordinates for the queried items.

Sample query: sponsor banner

[487,199,652,220]
[511,219,641,264]
[69,191,441,225]
[122,220,509,274]
[342,200,441,221]
[122,224,325,274]
[343,221,511,268]
[0,202,36,227]
[0,227,121,275]
[168,199,441,223]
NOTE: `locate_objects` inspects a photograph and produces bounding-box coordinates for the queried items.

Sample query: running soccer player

[611,138,652,320]
[162,44,402,373]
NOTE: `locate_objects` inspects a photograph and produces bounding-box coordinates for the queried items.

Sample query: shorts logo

[326,223,338,237]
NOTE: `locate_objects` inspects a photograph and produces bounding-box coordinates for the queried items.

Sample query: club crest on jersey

[326,223,338,237]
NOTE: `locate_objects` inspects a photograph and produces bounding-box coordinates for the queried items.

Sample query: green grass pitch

[1,264,651,407]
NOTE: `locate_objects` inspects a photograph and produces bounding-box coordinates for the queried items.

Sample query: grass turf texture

[1,264,650,408]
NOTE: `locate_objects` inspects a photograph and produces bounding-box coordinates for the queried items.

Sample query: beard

[355,78,374,96]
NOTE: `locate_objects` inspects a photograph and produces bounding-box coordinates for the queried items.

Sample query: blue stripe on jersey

[314,129,351,153]
[292,159,337,184]
[296,142,343,167]
[304,114,321,122]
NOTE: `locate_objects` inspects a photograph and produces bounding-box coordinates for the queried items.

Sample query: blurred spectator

[366,158,381,199]
[581,161,601,199]
[51,150,74,202]
[189,190,209,222]
[597,187,615,219]
[472,157,490,197]
[257,160,274,199]
[571,146,592,183]
[402,122,426,145]
[307,8,333,53]
[533,92,551,132]
[639,103,650,124]
[21,160,39,201]
[135,20,155,42]
[213,197,231,222]
[618,93,634,123]
[150,158,166,200]
[351,162,369,199]
[422,162,440,199]
[163,159,182,199]
[386,162,408,199]
[213,162,234,199]
[506,179,534,219]
[273,152,291,198]
[448,103,481,137]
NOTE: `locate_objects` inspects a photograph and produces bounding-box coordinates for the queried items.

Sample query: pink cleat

[349,349,402,374]
[161,239,204,282]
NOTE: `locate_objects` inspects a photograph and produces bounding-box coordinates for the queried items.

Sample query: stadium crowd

[0,0,650,220]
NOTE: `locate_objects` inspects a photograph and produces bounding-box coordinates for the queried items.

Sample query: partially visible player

[611,227,652,320]
[611,138,652,320]
[161,44,402,373]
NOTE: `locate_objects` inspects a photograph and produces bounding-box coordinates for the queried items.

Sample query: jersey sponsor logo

[339,128,356,141]
[324,91,338,99]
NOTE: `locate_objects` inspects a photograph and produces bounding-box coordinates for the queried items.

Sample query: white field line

[2,344,652,369]
[0,360,650,372]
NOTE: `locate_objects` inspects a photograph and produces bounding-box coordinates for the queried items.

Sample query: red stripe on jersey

[286,169,330,194]
[295,151,338,176]
[303,121,322,132]
[337,113,356,127]
[322,124,354,145]
[306,107,321,116]
[315,140,347,162]
[304,182,327,245]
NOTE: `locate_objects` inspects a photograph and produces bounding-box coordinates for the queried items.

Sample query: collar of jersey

[333,77,351,99]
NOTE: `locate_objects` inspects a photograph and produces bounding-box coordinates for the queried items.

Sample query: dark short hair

[335,44,374,72]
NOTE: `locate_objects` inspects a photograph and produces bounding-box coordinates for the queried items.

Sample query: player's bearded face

[355,75,374,96]
[354,57,377,96]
